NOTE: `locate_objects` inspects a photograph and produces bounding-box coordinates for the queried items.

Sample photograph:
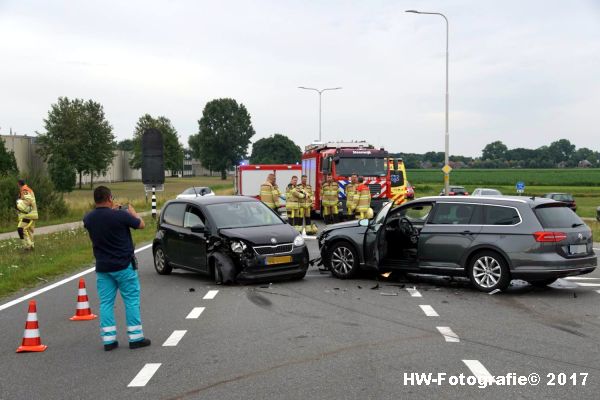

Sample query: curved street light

[298,86,342,142]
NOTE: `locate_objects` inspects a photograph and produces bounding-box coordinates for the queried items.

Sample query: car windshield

[336,157,387,176]
[206,201,284,229]
[183,187,211,195]
[552,194,573,201]
[483,189,501,195]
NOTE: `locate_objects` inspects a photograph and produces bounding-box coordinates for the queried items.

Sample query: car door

[180,205,209,272]
[364,202,393,268]
[160,202,188,266]
[418,202,482,269]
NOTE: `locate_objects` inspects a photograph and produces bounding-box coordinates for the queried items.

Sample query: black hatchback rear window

[534,205,583,229]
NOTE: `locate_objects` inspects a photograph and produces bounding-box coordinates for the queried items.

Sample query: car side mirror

[191,224,207,234]
[359,219,369,227]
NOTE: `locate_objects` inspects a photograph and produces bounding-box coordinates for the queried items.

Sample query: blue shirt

[83,207,141,273]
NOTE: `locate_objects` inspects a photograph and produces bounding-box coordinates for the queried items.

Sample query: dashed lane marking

[128,363,161,387]
[575,282,600,287]
[419,305,439,317]
[203,290,219,300]
[463,360,495,383]
[437,326,460,342]
[162,330,187,347]
[406,287,422,297]
[0,243,153,312]
[596,290,600,295]
[186,307,205,319]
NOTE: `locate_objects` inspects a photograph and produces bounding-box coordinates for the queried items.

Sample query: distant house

[557,161,568,168]
[578,159,593,168]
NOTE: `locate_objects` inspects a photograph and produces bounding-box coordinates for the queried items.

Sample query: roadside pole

[152,186,157,218]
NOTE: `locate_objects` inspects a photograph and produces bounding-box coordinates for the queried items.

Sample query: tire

[153,245,172,275]
[213,258,223,285]
[528,278,558,287]
[327,241,360,279]
[467,251,511,292]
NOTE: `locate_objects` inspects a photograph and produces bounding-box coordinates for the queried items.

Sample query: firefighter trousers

[17,218,35,249]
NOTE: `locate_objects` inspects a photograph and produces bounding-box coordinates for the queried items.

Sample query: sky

[1,0,599,157]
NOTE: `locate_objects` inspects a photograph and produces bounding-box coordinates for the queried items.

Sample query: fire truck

[301,141,395,214]
[234,164,301,201]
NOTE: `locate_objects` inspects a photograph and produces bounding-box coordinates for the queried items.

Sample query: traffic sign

[516,181,525,194]
[442,164,453,175]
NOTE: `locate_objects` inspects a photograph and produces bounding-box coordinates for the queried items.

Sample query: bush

[48,156,76,192]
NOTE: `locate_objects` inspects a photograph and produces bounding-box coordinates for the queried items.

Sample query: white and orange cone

[16,300,47,353]
[70,278,97,321]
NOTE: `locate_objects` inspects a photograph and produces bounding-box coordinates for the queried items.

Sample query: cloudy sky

[1,0,599,156]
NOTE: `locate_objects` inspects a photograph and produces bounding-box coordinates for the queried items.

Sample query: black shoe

[129,338,151,349]
[104,341,119,351]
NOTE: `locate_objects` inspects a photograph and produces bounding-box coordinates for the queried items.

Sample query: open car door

[364,202,393,269]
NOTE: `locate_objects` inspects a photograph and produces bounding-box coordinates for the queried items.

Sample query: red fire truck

[301,141,391,214]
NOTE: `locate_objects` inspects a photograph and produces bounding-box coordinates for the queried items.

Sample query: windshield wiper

[572,223,584,228]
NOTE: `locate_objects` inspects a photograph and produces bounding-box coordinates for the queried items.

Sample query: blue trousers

[96,264,144,344]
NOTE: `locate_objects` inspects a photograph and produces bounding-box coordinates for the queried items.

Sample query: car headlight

[293,235,305,247]
[231,241,247,253]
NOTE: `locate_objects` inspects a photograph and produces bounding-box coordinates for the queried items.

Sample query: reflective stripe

[76,302,90,310]
[102,335,117,342]
[129,333,144,340]
[23,329,40,338]
[127,325,143,332]
[26,313,38,322]
[101,326,117,333]
[78,289,87,296]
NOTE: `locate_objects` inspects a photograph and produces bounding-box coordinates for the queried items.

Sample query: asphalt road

[1,232,599,399]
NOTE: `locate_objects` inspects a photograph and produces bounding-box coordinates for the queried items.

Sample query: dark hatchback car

[153,196,309,283]
[317,196,596,292]
[440,186,469,196]
[542,193,576,212]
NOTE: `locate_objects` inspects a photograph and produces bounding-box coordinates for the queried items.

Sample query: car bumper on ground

[511,254,597,280]
[236,246,309,282]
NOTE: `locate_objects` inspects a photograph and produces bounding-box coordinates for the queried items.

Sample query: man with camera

[83,186,150,351]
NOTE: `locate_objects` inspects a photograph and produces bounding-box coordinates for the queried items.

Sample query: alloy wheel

[472,256,502,288]
[331,246,355,275]
[155,248,165,272]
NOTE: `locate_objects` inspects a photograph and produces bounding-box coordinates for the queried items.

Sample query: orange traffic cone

[16,300,48,353]
[70,278,97,321]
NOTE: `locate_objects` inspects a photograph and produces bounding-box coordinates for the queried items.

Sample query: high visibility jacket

[285,184,305,210]
[345,183,357,210]
[355,184,371,213]
[298,184,313,209]
[260,182,280,209]
[321,181,339,206]
[18,188,38,220]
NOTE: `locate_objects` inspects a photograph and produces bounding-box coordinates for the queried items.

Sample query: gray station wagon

[317,196,597,292]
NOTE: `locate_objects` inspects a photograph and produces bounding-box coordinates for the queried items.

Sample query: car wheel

[213,259,223,285]
[528,278,558,287]
[467,251,510,292]
[328,242,359,279]
[153,245,172,275]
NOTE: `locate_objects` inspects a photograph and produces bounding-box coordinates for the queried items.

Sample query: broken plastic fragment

[488,289,501,295]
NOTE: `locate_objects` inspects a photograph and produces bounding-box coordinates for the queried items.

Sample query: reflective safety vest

[355,184,371,213]
[285,184,304,210]
[260,182,280,209]
[321,181,339,206]
[345,183,357,210]
[298,184,313,209]
[18,188,38,220]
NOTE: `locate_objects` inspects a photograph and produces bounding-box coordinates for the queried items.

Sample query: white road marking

[186,307,205,319]
[0,243,154,312]
[162,330,187,347]
[564,277,600,280]
[596,290,600,295]
[406,287,422,297]
[594,248,600,251]
[127,363,161,387]
[203,290,219,300]
[437,326,460,342]
[419,305,439,317]
[463,360,495,383]
[575,282,600,287]
[304,236,317,240]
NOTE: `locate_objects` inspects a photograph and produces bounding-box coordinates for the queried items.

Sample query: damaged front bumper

[235,246,310,282]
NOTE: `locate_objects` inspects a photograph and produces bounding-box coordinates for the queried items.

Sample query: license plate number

[266,255,292,265]
[569,244,587,255]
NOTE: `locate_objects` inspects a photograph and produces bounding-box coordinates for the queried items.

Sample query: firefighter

[321,174,340,224]
[285,176,305,232]
[260,173,280,211]
[344,173,358,221]
[298,175,317,234]
[355,176,372,220]
[16,179,38,251]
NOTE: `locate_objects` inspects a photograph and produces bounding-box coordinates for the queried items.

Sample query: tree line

[395,139,600,169]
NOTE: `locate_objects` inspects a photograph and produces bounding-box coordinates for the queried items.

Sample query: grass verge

[0,216,157,299]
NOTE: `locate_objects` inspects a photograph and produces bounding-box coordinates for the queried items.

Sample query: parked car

[405,181,415,200]
[153,196,309,283]
[176,186,215,199]
[317,196,596,292]
[541,193,576,212]
[472,188,502,196]
[439,186,469,196]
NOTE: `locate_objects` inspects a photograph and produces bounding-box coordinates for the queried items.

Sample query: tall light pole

[298,86,342,142]
[406,10,450,195]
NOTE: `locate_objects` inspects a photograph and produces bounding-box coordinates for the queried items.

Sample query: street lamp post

[406,10,450,195]
[298,86,342,142]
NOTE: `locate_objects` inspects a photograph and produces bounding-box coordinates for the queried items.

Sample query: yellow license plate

[266,255,292,265]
